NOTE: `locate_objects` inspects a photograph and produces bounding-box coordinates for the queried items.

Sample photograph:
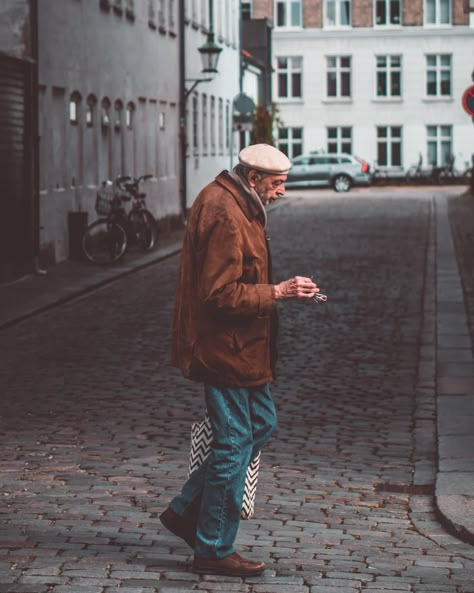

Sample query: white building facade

[252,0,474,174]
[183,0,241,205]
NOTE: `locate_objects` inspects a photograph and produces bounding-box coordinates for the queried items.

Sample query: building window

[86,95,97,127]
[168,0,175,30]
[125,0,135,20]
[202,94,208,154]
[376,55,401,97]
[427,125,451,166]
[275,0,302,27]
[218,98,224,152]
[113,0,123,15]
[327,56,351,98]
[126,102,135,128]
[375,0,401,25]
[277,57,302,99]
[225,100,230,149]
[327,126,352,153]
[192,94,199,154]
[425,0,451,25]
[114,100,123,128]
[210,96,216,154]
[148,0,156,28]
[324,0,351,27]
[242,1,252,20]
[278,127,303,158]
[101,98,111,127]
[69,92,81,124]
[377,126,402,166]
[158,0,166,29]
[426,54,451,96]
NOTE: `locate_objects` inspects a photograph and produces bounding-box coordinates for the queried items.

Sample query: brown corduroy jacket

[171,171,278,387]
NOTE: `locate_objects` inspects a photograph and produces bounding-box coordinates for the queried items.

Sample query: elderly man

[160,143,319,577]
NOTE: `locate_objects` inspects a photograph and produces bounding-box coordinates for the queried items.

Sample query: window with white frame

[202,94,208,154]
[377,126,402,166]
[427,125,452,166]
[325,0,351,27]
[375,0,401,25]
[327,127,351,153]
[275,0,302,27]
[158,0,165,28]
[276,57,302,99]
[426,54,451,96]
[425,0,451,25]
[218,98,224,152]
[376,55,401,97]
[114,100,123,128]
[210,96,216,154]
[192,94,199,154]
[277,127,303,158]
[327,56,351,98]
[168,0,175,30]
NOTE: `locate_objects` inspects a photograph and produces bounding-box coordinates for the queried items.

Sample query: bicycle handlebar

[115,174,154,191]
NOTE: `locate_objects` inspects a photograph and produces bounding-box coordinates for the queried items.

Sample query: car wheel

[332,174,352,192]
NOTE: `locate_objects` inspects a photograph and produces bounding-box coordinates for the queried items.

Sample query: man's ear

[248,170,260,188]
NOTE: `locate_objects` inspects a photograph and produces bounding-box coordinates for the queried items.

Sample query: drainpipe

[178,0,187,222]
[30,0,43,273]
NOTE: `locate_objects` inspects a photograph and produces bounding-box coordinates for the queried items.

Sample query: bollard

[68,211,88,261]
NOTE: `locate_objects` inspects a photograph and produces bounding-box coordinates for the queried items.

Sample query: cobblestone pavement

[1,190,474,592]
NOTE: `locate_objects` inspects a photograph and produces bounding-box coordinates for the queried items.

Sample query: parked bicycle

[82,174,158,265]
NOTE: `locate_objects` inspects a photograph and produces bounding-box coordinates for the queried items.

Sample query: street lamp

[185,1,222,99]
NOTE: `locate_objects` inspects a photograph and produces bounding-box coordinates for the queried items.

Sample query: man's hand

[274,276,319,301]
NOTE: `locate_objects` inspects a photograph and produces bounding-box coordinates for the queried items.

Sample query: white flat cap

[239,143,291,175]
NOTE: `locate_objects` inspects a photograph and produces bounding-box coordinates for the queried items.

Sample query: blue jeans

[169,382,277,558]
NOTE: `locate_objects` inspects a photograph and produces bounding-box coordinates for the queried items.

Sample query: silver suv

[285,152,371,192]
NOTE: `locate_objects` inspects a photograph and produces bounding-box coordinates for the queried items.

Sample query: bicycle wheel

[82,219,127,264]
[128,209,157,251]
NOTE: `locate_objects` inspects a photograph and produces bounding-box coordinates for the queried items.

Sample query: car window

[327,156,339,164]
[292,157,310,167]
[310,156,329,165]
[338,156,352,164]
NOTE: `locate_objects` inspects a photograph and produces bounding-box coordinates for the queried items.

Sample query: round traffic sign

[462,85,474,116]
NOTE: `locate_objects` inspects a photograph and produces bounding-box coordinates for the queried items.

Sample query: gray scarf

[228,167,268,229]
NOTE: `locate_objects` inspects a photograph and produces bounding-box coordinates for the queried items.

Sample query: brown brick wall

[304,0,323,28]
[253,0,273,20]
[252,0,469,28]
[454,0,470,25]
[353,0,373,27]
[403,0,422,25]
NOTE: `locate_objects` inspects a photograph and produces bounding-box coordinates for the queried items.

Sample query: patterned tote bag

[187,413,261,519]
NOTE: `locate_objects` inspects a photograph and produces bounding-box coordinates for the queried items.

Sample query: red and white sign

[462,85,474,116]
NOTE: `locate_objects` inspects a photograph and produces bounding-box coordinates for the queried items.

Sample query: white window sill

[422,96,453,102]
[372,97,403,103]
[321,98,353,104]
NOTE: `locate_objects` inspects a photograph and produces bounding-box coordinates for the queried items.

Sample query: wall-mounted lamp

[185,1,222,99]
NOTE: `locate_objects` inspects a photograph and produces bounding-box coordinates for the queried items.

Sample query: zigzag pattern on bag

[188,417,213,477]
[241,452,260,519]
[187,414,261,519]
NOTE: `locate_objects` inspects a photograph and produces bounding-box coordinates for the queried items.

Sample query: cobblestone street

[1,190,473,592]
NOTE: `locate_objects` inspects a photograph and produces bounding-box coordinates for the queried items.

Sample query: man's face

[249,171,287,205]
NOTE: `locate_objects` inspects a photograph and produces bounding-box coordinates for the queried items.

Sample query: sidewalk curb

[0,243,182,331]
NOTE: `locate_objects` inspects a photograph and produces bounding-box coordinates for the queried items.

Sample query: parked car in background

[285,152,372,192]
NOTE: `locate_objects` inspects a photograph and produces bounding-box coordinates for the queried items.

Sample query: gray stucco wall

[38,0,181,262]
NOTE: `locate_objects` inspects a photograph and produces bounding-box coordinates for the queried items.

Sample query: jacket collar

[215,170,266,227]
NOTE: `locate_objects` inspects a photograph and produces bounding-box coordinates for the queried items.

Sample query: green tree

[250,104,282,146]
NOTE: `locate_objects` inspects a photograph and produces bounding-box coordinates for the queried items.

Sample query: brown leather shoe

[159,508,195,549]
[192,552,266,576]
